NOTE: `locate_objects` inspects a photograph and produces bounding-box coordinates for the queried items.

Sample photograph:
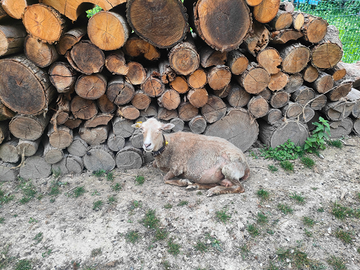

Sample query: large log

[193,0,251,51]
[115,145,143,170]
[280,43,310,74]
[9,114,49,140]
[24,35,59,68]
[237,62,270,94]
[253,0,280,24]
[329,118,353,139]
[0,24,27,57]
[1,0,36,19]
[0,55,56,115]
[169,40,200,76]
[323,100,354,121]
[326,80,353,102]
[126,0,188,48]
[75,74,107,100]
[178,102,199,122]
[19,155,52,180]
[88,11,130,51]
[310,72,334,94]
[105,50,128,75]
[205,108,259,151]
[124,33,161,61]
[158,89,181,110]
[169,76,189,94]
[48,62,77,94]
[107,76,135,105]
[83,144,115,172]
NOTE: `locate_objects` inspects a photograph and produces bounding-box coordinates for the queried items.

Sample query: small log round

[268,72,289,91]
[48,125,73,149]
[79,125,109,146]
[291,86,315,106]
[97,94,116,114]
[329,118,353,139]
[43,138,64,164]
[302,65,319,83]
[200,46,227,68]
[19,156,52,180]
[84,113,113,129]
[118,105,140,120]
[207,65,231,91]
[189,115,207,134]
[112,117,134,138]
[107,76,135,105]
[282,102,302,119]
[227,83,250,108]
[105,50,129,75]
[107,131,126,152]
[115,146,143,170]
[0,162,19,182]
[187,68,207,89]
[254,0,281,24]
[248,95,269,118]
[131,90,151,110]
[256,47,282,75]
[158,89,181,110]
[24,35,59,68]
[170,117,185,132]
[126,61,147,85]
[169,76,189,94]
[52,154,84,176]
[238,62,270,94]
[48,62,77,94]
[0,138,19,163]
[142,70,165,97]
[270,91,289,108]
[169,41,200,76]
[284,73,303,94]
[187,88,209,108]
[178,102,199,122]
[83,144,115,172]
[280,43,310,74]
[75,73,107,100]
[56,27,87,56]
[70,96,98,120]
[201,95,227,123]
[227,50,249,75]
[262,108,282,125]
[310,94,327,111]
[311,72,334,94]
[157,108,178,121]
[67,135,88,157]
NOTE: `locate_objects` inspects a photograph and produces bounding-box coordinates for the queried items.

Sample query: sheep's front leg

[163,171,193,187]
[206,183,245,197]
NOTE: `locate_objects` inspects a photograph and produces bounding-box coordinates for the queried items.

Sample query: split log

[201,95,227,123]
[9,114,49,140]
[19,155,52,180]
[43,137,64,164]
[213,84,231,99]
[126,0,188,48]
[107,76,135,105]
[270,29,304,44]
[48,62,77,94]
[310,94,327,111]
[227,50,249,75]
[248,95,269,118]
[88,11,130,51]
[187,88,208,108]
[115,145,143,170]
[158,108,177,121]
[329,118,353,139]
[105,50,128,75]
[311,42,342,70]
[262,108,282,125]
[84,113,113,128]
[97,94,116,114]
[326,80,353,102]
[169,40,200,75]
[67,135,88,157]
[323,100,354,121]
[56,27,87,55]
[0,138,19,163]
[284,73,303,94]
[253,0,280,24]
[243,21,270,56]
[187,68,207,89]
[178,102,199,122]
[83,144,115,172]
[256,47,282,75]
[64,116,82,129]
[158,89,181,110]
[170,117,185,132]
[112,117,134,138]
[22,3,66,44]
[353,118,360,136]
[237,62,270,94]
[0,24,26,57]
[268,72,288,91]
[207,65,232,91]
[52,154,84,175]
[0,162,19,182]
[326,63,347,82]
[126,61,147,85]
[48,125,73,149]
[67,40,105,75]
[268,10,293,31]
[282,102,302,119]
[79,124,109,146]
[200,46,227,68]
[259,119,309,148]
[280,43,310,74]
[169,76,189,94]
[0,101,15,121]
[193,0,251,51]
[346,88,360,118]
[142,68,165,97]
[107,131,126,152]
[0,55,56,115]
[118,105,140,120]
[227,83,251,108]
[292,12,304,31]
[124,33,161,61]
[159,60,176,84]
[24,35,59,68]
[70,96,98,120]
[75,73,107,100]
[270,91,289,108]
[16,138,41,158]
[311,72,334,94]
[291,86,315,106]
[205,108,259,151]
[131,90,151,110]
[302,65,318,83]
[301,14,328,44]
[189,115,207,134]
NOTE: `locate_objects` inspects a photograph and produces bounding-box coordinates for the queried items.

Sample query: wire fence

[291,0,360,63]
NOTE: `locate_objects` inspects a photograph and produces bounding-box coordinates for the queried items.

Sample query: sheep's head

[132,118,174,152]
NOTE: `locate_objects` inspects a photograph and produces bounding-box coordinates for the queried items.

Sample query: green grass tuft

[247,224,260,237]
[335,229,353,244]
[327,256,347,270]
[215,209,231,223]
[177,200,188,206]
[328,139,343,149]
[280,160,294,171]
[257,188,270,200]
[90,248,102,257]
[164,203,172,209]
[194,241,208,253]
[15,259,32,270]
[73,186,86,198]
[277,203,293,215]
[167,238,181,256]
[111,183,122,192]
[141,209,160,229]
[301,157,315,168]
[93,200,103,210]
[154,228,168,242]
[268,165,278,172]
[290,192,305,204]
[256,212,268,225]
[93,169,106,177]
[303,216,315,227]
[135,175,145,185]
[126,231,139,244]
[106,171,114,181]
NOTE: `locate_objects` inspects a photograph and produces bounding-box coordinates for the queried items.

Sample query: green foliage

[215,208,231,223]
[277,203,293,215]
[126,231,139,244]
[328,139,343,149]
[331,202,359,220]
[257,188,270,200]
[268,165,278,172]
[327,256,348,270]
[317,207,325,213]
[86,5,102,18]
[0,217,4,224]
[108,196,116,204]
[141,209,160,229]
[167,238,180,255]
[304,117,330,154]
[135,175,145,185]
[33,232,43,244]
[93,169,106,177]
[335,229,353,244]
[164,203,172,209]
[304,229,313,237]
[0,188,14,205]
[256,212,268,225]
[93,200,103,210]
[111,183,122,192]
[205,233,223,252]
[247,224,260,237]
[73,186,86,198]
[162,260,171,270]
[303,216,315,227]
[90,248,102,257]
[106,171,114,181]
[290,193,305,204]
[154,228,168,242]
[266,263,279,270]
[301,157,315,168]
[177,200,188,206]
[194,241,208,253]
[280,160,294,171]
[260,139,304,161]
[15,259,32,270]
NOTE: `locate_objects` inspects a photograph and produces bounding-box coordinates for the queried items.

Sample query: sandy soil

[0,136,360,270]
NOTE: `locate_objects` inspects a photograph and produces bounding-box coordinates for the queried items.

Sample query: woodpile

[0,0,359,180]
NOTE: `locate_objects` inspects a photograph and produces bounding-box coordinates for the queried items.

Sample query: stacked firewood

[0,0,359,181]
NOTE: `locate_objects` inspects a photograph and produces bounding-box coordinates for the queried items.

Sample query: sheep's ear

[160,123,175,131]
[132,122,143,129]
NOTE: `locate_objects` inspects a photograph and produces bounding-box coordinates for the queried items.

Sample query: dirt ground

[0,136,360,270]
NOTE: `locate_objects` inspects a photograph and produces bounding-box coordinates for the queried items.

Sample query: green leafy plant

[154,228,168,242]
[247,224,260,237]
[215,208,231,223]
[327,256,347,270]
[177,200,188,206]
[260,139,304,161]
[205,233,223,252]
[164,203,173,209]
[335,229,353,244]
[304,117,330,154]
[108,196,116,204]
[194,241,208,253]
[33,232,43,244]
[290,193,305,204]
[135,175,145,185]
[328,139,343,149]
[86,5,102,18]
[111,183,122,192]
[141,209,160,229]
[73,186,86,198]
[268,165,278,172]
[126,231,139,244]
[15,259,32,270]
[256,188,270,200]
[19,181,37,204]
[280,160,294,171]
[91,248,102,257]
[256,212,268,225]
[301,157,315,168]
[93,169,106,177]
[167,238,180,255]
[277,203,293,215]
[93,200,103,210]
[303,216,315,227]
[106,171,114,181]
[0,188,14,205]
[304,229,313,237]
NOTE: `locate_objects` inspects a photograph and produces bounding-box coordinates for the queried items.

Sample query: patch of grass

[250,150,258,159]
[42,249,52,258]
[91,190,100,196]
[49,185,60,196]
[177,200,188,207]
[161,260,171,270]
[33,232,43,244]
[164,203,172,209]
[0,217,4,224]
[301,157,315,168]
[257,188,270,200]
[303,216,315,227]
[197,191,203,195]
[15,259,32,270]
[328,139,343,149]
[335,229,353,244]
[135,175,145,185]
[92,200,103,210]
[267,229,275,235]
[327,256,347,270]
[93,169,106,177]
[73,186,86,198]
[90,248,102,257]
[130,200,142,210]
[194,241,208,253]
[141,209,160,229]
[126,231,139,244]
[256,212,268,225]
[331,203,355,220]
[215,208,231,223]
[304,229,312,237]
[106,171,114,181]
[268,165,278,172]
[317,207,325,213]
[277,203,293,215]
[247,224,260,237]
[167,238,180,256]
[239,244,251,259]
[0,188,14,205]
[108,196,116,204]
[19,181,37,204]
[111,183,122,192]
[290,193,305,204]
[205,233,223,252]
[266,262,279,270]
[154,228,168,242]
[280,160,294,171]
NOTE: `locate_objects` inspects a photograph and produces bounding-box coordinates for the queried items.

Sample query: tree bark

[24,35,59,68]
[199,46,227,68]
[243,21,270,56]
[270,29,304,44]
[301,14,328,44]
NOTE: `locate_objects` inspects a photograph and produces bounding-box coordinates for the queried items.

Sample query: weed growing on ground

[135,175,145,185]
[33,232,43,244]
[194,241,208,253]
[301,157,315,168]
[108,196,116,204]
[93,169,106,177]
[49,185,60,196]
[277,204,293,215]
[317,207,325,213]
[15,259,32,270]
[250,150,258,159]
[304,229,313,237]
[72,186,86,198]
[247,224,260,237]
[257,189,270,200]
[304,117,330,154]
[256,212,268,225]
[141,209,160,229]
[51,168,61,179]
[280,160,294,171]
[260,139,304,161]
[335,229,353,244]
[331,203,357,220]
[303,216,315,227]
[290,193,305,204]
[164,203,172,209]
[106,171,114,181]
[19,181,37,204]
[42,249,52,258]
[90,248,102,257]
[161,260,171,270]
[239,244,251,259]
[126,231,139,244]
[28,217,38,223]
[268,165,278,172]
[328,139,343,149]
[205,233,223,252]
[167,238,180,255]
[111,183,121,192]
[154,228,168,242]
[327,256,347,270]
[130,200,142,210]
[93,200,103,210]
[0,217,4,224]
[266,262,279,270]
[0,188,14,205]
[215,208,231,223]
[177,200,188,206]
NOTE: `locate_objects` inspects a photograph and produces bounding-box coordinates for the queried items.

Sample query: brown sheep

[133,118,250,196]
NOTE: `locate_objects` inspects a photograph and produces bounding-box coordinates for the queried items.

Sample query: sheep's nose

[144,143,151,148]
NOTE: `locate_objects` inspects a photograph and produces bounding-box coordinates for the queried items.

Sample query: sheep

[132,118,250,196]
